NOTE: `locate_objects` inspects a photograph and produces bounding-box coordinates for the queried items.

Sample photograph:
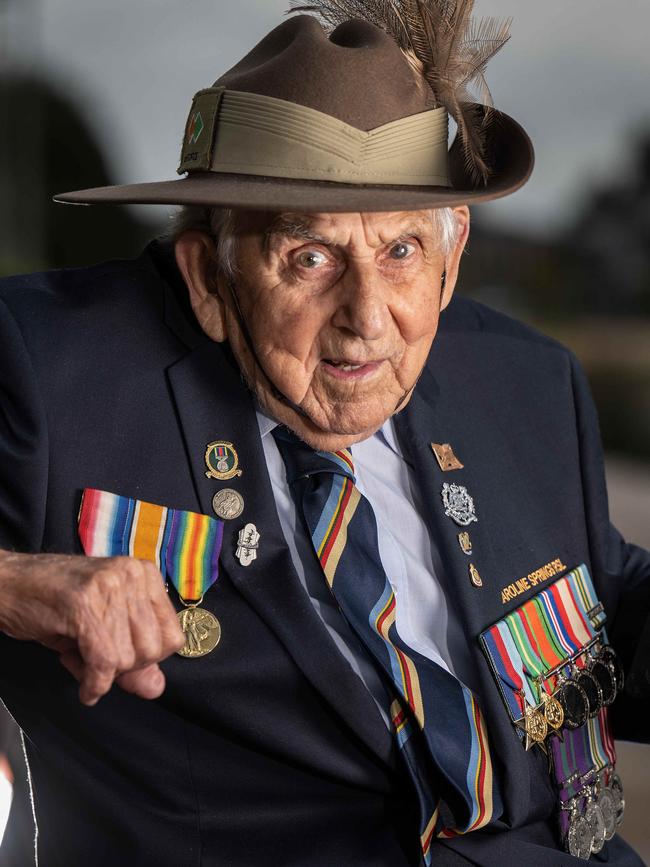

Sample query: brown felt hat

[55,14,534,213]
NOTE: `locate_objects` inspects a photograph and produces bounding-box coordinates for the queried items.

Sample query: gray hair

[169,205,460,278]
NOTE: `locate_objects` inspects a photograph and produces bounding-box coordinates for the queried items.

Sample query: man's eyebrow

[262,215,435,253]
[394,222,434,240]
[263,215,331,250]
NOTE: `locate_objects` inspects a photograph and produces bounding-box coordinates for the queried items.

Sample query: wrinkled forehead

[232,209,437,245]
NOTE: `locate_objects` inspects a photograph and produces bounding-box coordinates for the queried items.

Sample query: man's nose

[331,261,389,341]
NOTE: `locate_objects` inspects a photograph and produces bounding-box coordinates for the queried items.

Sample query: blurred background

[0,0,648,860]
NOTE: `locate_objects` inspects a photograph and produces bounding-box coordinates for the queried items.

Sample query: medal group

[77,439,260,662]
[482,565,626,858]
[79,437,628,858]
[430,442,626,859]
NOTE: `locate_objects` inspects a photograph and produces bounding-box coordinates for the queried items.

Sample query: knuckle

[68,590,90,626]
[141,559,160,576]
[136,635,163,665]
[148,635,164,660]
[119,649,137,671]
[93,564,122,595]
[93,649,118,673]
[167,628,185,654]
[142,561,164,590]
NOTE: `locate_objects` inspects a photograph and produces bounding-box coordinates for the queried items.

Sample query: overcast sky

[3,0,650,236]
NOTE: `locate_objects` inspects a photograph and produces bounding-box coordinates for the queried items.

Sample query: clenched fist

[0,552,185,706]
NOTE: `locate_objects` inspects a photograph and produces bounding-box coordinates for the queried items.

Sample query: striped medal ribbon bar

[481,564,607,724]
[78,488,224,604]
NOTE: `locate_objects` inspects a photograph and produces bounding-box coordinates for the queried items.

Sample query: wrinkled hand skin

[0,552,185,706]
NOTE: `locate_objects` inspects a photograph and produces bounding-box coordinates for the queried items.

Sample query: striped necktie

[272,426,501,863]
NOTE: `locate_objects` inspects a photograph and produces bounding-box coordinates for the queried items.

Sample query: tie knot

[272,425,356,485]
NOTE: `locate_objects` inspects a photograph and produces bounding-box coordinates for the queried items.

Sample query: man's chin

[253,376,412,448]
[279,402,393,451]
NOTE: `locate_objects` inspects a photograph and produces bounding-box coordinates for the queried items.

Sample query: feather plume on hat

[288,0,512,185]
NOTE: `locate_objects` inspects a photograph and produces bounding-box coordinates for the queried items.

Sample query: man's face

[184,208,468,450]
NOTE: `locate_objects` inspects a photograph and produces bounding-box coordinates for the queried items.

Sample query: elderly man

[0,5,648,866]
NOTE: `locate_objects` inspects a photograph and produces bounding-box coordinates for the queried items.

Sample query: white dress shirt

[257,412,469,726]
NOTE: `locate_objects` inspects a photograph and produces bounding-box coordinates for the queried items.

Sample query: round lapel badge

[212,489,245,520]
[205,441,243,481]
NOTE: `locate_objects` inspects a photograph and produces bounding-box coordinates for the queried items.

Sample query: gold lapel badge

[458,532,473,556]
[431,443,464,472]
[205,441,243,481]
[469,563,483,588]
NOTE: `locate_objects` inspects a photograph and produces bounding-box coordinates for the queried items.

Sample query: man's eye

[296,250,327,269]
[389,242,416,261]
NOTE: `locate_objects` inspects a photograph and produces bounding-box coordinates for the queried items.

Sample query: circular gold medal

[176,607,221,658]
[543,693,565,730]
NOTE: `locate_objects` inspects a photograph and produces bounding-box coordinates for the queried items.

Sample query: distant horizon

[2,0,649,238]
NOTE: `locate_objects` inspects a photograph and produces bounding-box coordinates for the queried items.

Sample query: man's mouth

[321,358,383,380]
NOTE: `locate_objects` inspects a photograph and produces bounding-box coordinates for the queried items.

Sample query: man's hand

[0,552,185,706]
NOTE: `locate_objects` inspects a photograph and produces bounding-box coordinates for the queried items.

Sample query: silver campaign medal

[585,792,606,854]
[597,786,617,841]
[610,774,625,826]
[212,489,245,520]
[441,483,478,527]
[567,806,594,860]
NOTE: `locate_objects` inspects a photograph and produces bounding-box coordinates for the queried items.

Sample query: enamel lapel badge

[205,441,243,481]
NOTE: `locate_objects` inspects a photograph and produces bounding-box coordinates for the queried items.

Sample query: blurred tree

[459,130,650,321]
[457,134,650,461]
[570,132,650,317]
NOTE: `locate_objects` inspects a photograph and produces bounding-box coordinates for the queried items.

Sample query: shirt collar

[256,409,402,460]
[256,409,278,439]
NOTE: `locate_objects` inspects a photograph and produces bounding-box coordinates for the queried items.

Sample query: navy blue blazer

[0,243,648,866]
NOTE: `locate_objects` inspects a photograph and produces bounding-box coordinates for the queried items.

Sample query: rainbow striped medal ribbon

[78,489,225,658]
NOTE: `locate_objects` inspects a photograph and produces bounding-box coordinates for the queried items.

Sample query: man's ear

[440,206,470,311]
[174,231,228,343]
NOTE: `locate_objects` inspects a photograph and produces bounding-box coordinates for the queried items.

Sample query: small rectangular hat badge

[178,87,225,174]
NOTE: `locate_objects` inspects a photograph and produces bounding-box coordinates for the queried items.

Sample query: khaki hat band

[178,88,451,187]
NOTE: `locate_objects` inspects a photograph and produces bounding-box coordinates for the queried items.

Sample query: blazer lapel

[166,338,394,768]
[395,329,579,645]
[393,341,549,819]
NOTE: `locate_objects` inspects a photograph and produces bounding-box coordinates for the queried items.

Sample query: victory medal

[166,509,225,658]
[177,606,221,658]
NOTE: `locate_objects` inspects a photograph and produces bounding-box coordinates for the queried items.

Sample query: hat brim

[54,107,533,213]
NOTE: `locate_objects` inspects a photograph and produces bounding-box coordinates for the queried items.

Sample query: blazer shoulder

[441,295,572,359]
[0,251,162,335]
